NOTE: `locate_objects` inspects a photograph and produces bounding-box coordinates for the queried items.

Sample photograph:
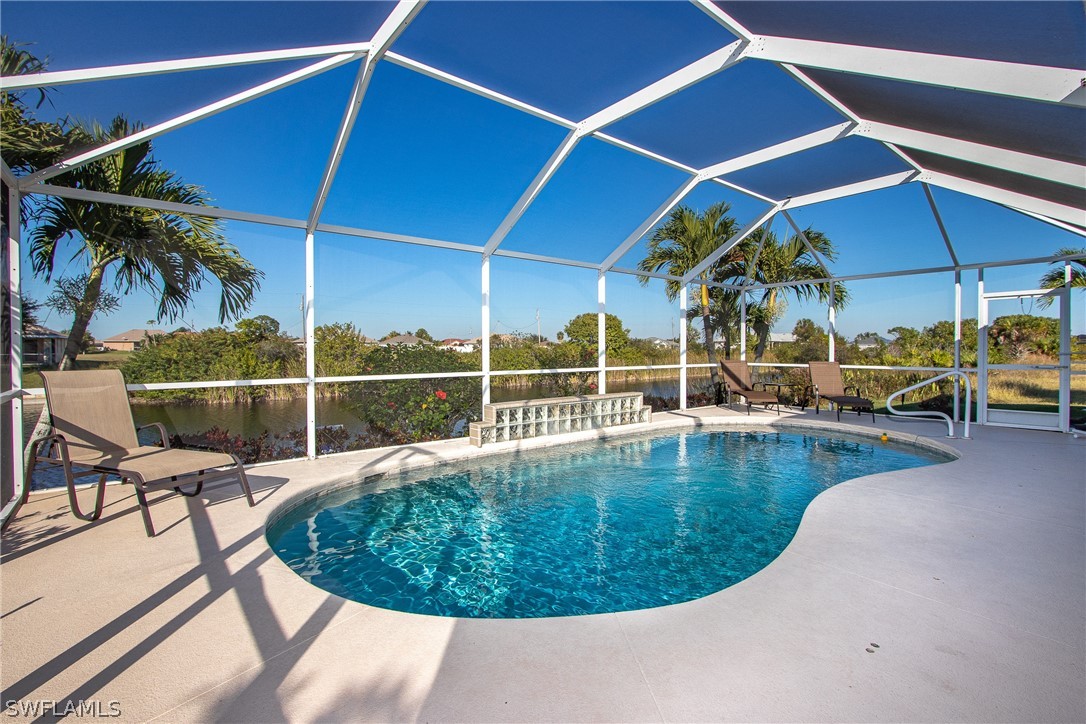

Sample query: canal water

[21,376,710,441]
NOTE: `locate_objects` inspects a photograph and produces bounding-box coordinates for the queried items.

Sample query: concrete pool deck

[1,407,1083,722]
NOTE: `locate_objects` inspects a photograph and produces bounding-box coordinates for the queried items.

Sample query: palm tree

[638,202,742,398]
[28,116,263,369]
[742,227,848,361]
[1038,248,1085,307]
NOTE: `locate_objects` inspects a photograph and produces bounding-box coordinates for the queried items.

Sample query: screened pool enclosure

[2,1,1084,514]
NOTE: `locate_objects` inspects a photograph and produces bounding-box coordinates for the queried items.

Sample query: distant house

[767,332,796,347]
[645,337,678,349]
[24,325,67,366]
[102,328,165,352]
[379,334,432,347]
[855,333,891,350]
[439,338,476,353]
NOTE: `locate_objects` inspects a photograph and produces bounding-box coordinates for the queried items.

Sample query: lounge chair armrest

[844,385,862,396]
[137,423,172,449]
[752,381,767,391]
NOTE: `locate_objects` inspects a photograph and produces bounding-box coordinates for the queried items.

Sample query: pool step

[469,393,652,446]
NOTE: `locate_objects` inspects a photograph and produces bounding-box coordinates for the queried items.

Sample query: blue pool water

[267,428,950,618]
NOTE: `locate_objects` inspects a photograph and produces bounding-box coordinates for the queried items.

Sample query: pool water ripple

[268,429,950,618]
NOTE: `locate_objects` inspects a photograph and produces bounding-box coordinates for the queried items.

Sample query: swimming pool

[267,427,952,618]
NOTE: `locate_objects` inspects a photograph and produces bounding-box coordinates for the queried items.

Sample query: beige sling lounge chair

[30,370,254,536]
[720,360,780,415]
[805,361,875,422]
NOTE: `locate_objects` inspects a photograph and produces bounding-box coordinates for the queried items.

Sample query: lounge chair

[720,360,780,415]
[805,361,875,421]
[29,369,255,536]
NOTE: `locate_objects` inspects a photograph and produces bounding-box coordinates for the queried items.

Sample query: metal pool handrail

[886,371,972,439]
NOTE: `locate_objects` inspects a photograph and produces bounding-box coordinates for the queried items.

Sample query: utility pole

[536,308,541,343]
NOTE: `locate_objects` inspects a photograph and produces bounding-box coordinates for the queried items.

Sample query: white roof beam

[306,0,426,232]
[0,157,16,188]
[1008,208,1086,238]
[482,129,581,255]
[0,43,370,90]
[683,204,781,283]
[600,175,704,272]
[750,35,1086,107]
[780,209,832,276]
[384,52,576,129]
[492,249,602,271]
[700,121,854,178]
[921,183,960,266]
[857,121,1085,187]
[579,40,749,133]
[691,0,755,41]
[316,223,483,253]
[782,171,918,209]
[920,171,1086,227]
[27,184,307,229]
[21,52,359,188]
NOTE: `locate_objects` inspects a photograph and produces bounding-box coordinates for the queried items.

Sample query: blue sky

[6,1,1082,343]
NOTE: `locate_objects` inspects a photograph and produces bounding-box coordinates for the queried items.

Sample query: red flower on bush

[435,389,447,401]
[387,401,396,409]
[589,383,597,390]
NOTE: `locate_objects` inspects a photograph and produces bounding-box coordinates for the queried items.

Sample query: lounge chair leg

[59,441,107,522]
[233,456,255,507]
[133,484,156,537]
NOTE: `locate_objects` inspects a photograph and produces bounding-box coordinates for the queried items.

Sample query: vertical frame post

[739,292,747,361]
[953,270,962,423]
[597,272,606,394]
[977,268,987,424]
[1,185,25,526]
[481,254,491,408]
[304,231,317,458]
[1059,262,1072,433]
[828,280,836,361]
[679,285,688,410]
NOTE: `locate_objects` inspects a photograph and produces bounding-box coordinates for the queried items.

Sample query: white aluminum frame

[1,0,1082,497]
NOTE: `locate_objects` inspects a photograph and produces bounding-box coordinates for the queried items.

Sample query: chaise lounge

[28,369,255,536]
[805,361,875,422]
[720,360,780,415]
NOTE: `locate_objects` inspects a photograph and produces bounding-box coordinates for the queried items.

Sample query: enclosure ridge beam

[749,35,1086,107]
[920,170,1086,227]
[699,121,855,178]
[580,40,749,133]
[857,121,1086,187]
[482,129,582,255]
[684,204,781,283]
[0,43,371,90]
[21,53,360,188]
[921,183,960,266]
[306,0,426,233]
[600,175,705,272]
[782,171,918,209]
[28,184,308,229]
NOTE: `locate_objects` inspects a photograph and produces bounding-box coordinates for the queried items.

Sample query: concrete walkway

[2,409,1083,722]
